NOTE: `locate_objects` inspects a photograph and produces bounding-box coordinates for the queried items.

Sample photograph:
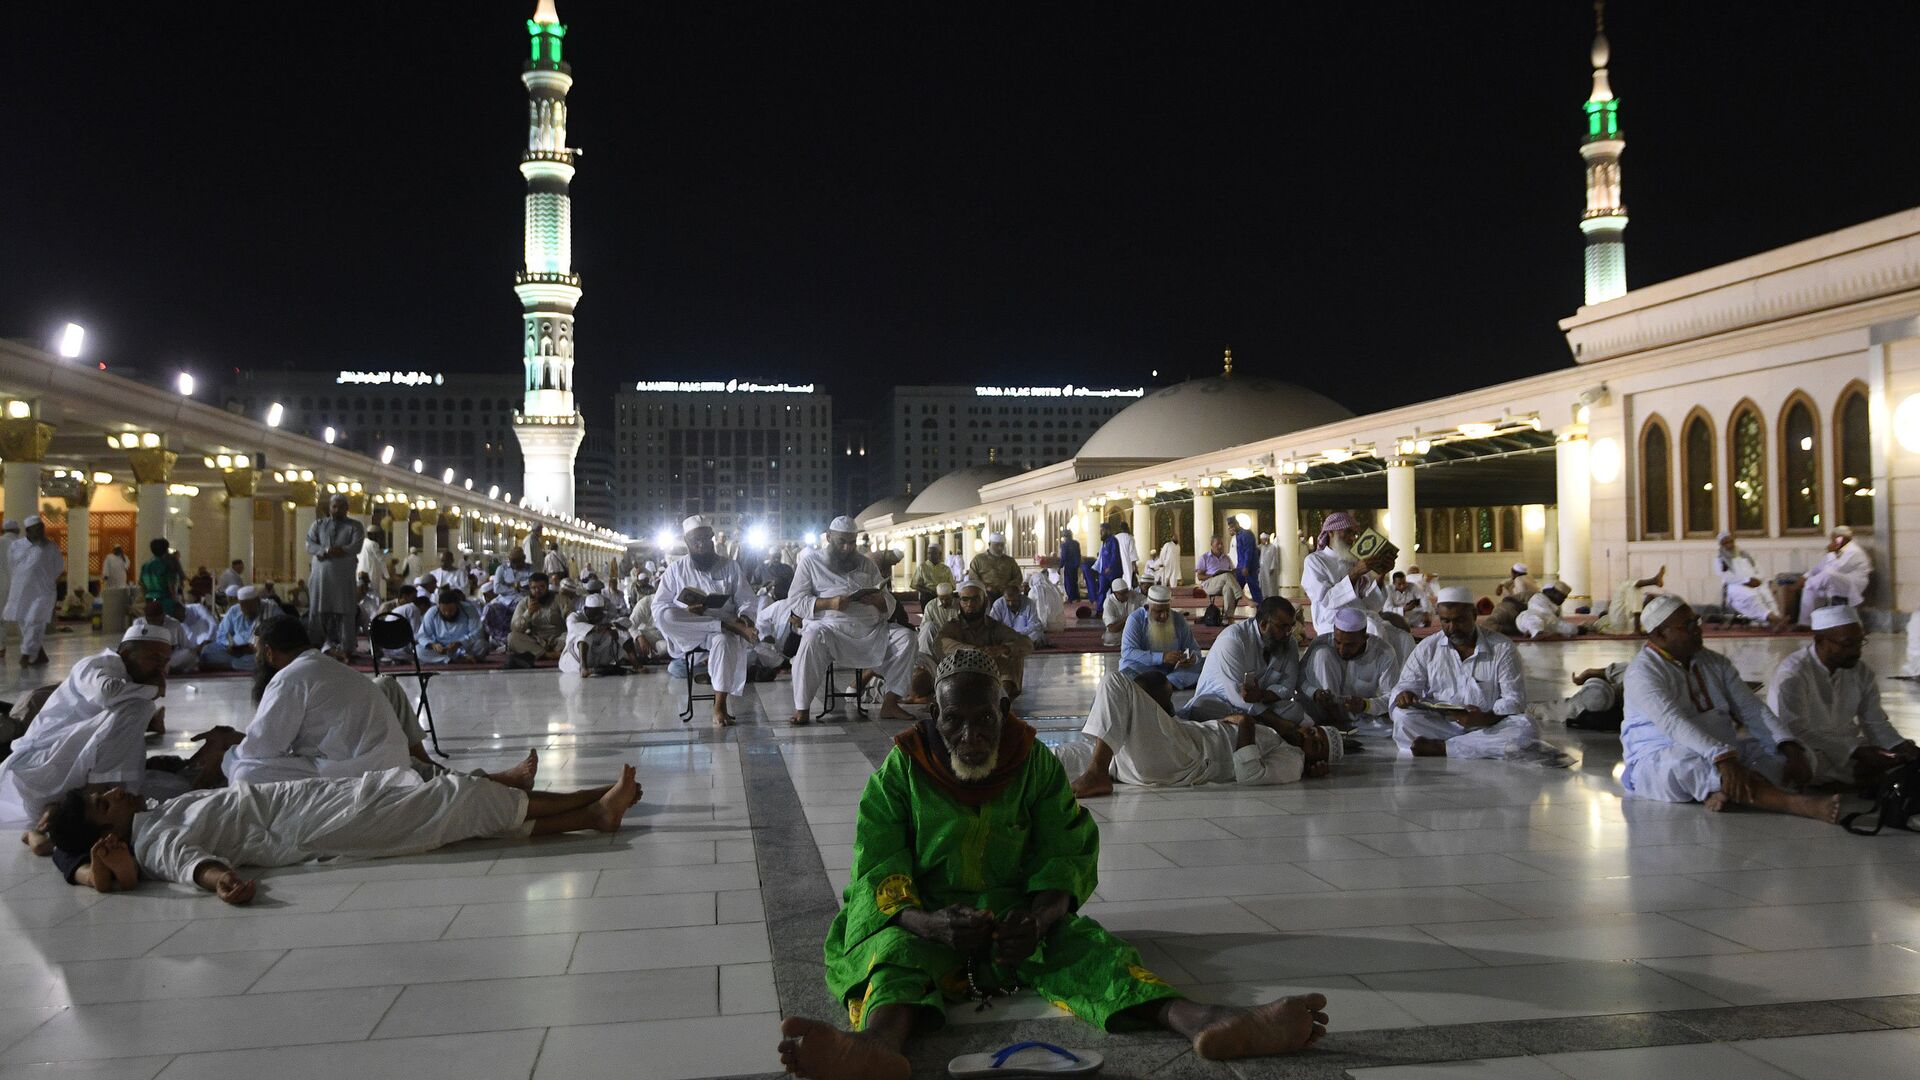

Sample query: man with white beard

[4,517,63,669]
[1714,533,1787,630]
[789,517,917,725]
[1119,584,1201,689]
[1799,525,1872,617]
[653,516,758,728]
[1300,512,1393,637]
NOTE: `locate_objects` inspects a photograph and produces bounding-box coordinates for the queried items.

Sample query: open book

[677,587,731,609]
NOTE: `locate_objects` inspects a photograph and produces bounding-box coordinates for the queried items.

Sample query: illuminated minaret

[512,0,585,515]
[1579,1,1627,305]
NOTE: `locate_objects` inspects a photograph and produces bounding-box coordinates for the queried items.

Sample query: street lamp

[266,402,284,428]
[55,323,84,359]
[323,426,336,444]
[176,372,194,396]
[380,445,395,465]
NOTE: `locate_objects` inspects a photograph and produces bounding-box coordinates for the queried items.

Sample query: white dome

[1075,374,1351,461]
[905,463,1022,516]
[854,493,914,528]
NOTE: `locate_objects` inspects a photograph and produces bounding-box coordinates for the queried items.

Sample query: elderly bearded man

[790,517,917,726]
[1119,584,1200,689]
[967,533,1021,603]
[774,649,1330,1079]
[1768,606,1919,785]
[1185,597,1307,724]
[654,515,759,726]
[1301,511,1395,637]
[1799,525,1872,617]
[306,494,368,658]
[935,580,1031,697]
[1621,595,1840,821]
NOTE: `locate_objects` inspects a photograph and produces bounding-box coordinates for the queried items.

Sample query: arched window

[1779,393,1820,533]
[1682,410,1717,537]
[1639,415,1672,538]
[1835,382,1873,529]
[1726,401,1766,535]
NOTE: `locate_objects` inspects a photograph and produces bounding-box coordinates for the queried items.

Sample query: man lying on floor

[775,649,1329,1080]
[1063,667,1337,799]
[45,761,641,901]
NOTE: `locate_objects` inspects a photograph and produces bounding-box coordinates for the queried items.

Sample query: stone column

[166,491,193,561]
[417,505,441,575]
[1385,457,1418,573]
[287,479,320,577]
[1555,426,1593,604]
[1192,490,1215,565]
[1273,476,1303,592]
[126,443,177,559]
[222,467,257,580]
[1520,503,1549,581]
[53,474,97,616]
[0,414,52,530]
[1132,498,1154,563]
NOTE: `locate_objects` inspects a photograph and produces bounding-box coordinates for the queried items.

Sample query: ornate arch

[1680,406,1718,537]
[1833,379,1874,531]
[1637,412,1673,539]
[1725,398,1767,537]
[1776,390,1822,534]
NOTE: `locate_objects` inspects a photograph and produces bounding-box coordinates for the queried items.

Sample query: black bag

[1199,602,1225,627]
[1842,760,1920,835]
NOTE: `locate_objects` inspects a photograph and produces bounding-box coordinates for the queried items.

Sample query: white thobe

[1026,570,1067,633]
[133,768,529,883]
[1056,668,1302,787]
[1258,543,1282,597]
[180,604,219,650]
[1390,630,1539,758]
[224,650,411,786]
[1802,542,1871,610]
[1150,541,1181,586]
[991,596,1048,647]
[1186,619,1305,723]
[1101,593,1144,646]
[789,549,915,709]
[1715,551,1780,621]
[653,554,754,696]
[915,599,960,669]
[1515,592,1578,639]
[216,568,245,595]
[492,563,533,604]
[134,615,200,674]
[1767,645,1907,784]
[1621,646,1795,802]
[1384,584,1428,623]
[101,551,130,591]
[0,651,159,822]
[430,566,466,593]
[559,614,627,675]
[357,538,387,600]
[1302,634,1401,727]
[1114,532,1140,589]
[1301,547,1385,636]
[945,553,966,581]
[3,538,62,658]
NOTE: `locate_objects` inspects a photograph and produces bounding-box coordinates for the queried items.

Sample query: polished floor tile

[1538,1041,1797,1080]
[1358,959,1730,1024]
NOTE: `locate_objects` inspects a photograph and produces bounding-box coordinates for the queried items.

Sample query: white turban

[1810,605,1861,631]
[829,516,858,534]
[1331,608,1369,633]
[1146,584,1172,604]
[224,585,241,599]
[681,515,712,535]
[1510,563,1529,575]
[121,623,175,646]
[236,585,259,600]
[1641,594,1687,634]
[1435,586,1475,606]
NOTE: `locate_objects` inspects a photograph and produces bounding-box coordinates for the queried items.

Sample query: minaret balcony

[516,271,582,288]
[522,149,575,165]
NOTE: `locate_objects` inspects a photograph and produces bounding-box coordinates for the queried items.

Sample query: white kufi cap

[0,520,17,533]
[1331,608,1369,633]
[584,594,606,609]
[1641,594,1687,634]
[934,582,953,596]
[121,623,175,646]
[1510,563,1528,575]
[1146,584,1172,604]
[236,585,259,600]
[829,516,858,534]
[22,515,41,529]
[224,584,241,599]
[681,515,712,535]
[1435,586,1475,606]
[1809,605,1861,631]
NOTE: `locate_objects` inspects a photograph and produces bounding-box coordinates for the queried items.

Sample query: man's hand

[686,600,707,616]
[1715,754,1757,803]
[1393,690,1418,709]
[87,835,124,893]
[992,908,1041,968]
[1745,577,1763,589]
[906,904,995,953]
[1342,696,1367,715]
[189,725,245,755]
[1457,706,1494,730]
[214,872,256,906]
[1312,689,1334,706]
[1572,668,1602,685]
[1364,554,1395,576]
[1780,743,1813,789]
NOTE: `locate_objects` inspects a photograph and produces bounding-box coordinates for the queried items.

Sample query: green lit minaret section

[1579,1,1628,305]
[513,0,586,516]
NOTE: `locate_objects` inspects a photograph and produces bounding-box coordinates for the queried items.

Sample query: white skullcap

[681,515,712,535]
[22,515,41,529]
[1716,530,1732,542]
[1146,584,1173,604]
[1510,563,1529,575]
[1810,605,1861,631]
[828,515,858,534]
[415,574,436,586]
[0,520,16,533]
[236,585,259,600]
[1332,608,1369,633]
[584,594,606,608]
[1112,579,1132,591]
[987,532,1005,544]
[121,623,175,646]
[1435,586,1475,606]
[1641,594,1687,634]
[1834,525,1855,537]
[1546,581,1570,595]
[934,582,953,596]
[224,584,241,599]
[957,578,985,593]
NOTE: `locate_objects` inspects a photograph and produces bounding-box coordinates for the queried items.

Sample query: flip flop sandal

[948,1041,1103,1078]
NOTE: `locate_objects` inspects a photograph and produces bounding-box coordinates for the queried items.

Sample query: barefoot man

[788,517,916,726]
[1621,595,1841,821]
[42,763,642,901]
[776,649,1329,1079]
[1390,587,1548,759]
[1767,606,1919,786]
[654,515,759,727]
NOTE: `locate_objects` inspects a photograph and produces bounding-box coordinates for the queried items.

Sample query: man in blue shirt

[1120,584,1202,689]
[201,586,265,672]
[1058,528,1083,602]
[1231,518,1264,603]
[417,588,493,664]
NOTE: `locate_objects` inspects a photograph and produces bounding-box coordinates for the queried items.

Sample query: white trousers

[1186,692,1305,725]
[1624,738,1784,803]
[1726,582,1780,621]
[167,646,199,674]
[792,623,915,710]
[1391,707,1541,760]
[655,606,748,696]
[1200,574,1243,609]
[1801,569,1865,612]
[1082,670,1210,787]
[10,595,52,658]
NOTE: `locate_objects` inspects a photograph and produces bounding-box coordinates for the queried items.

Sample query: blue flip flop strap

[991,1041,1081,1068]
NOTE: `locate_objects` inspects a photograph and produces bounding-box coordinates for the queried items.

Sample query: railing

[515,271,582,288]
[522,149,574,165]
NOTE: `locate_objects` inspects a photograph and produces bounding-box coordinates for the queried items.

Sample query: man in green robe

[777,648,1330,1079]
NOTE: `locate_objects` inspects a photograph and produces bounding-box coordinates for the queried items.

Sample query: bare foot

[21,831,51,857]
[488,751,538,790]
[1071,771,1114,799]
[1789,792,1845,824]
[1410,736,1448,758]
[789,711,812,726]
[588,765,642,832]
[775,1016,910,1080]
[1703,792,1730,812]
[877,701,913,721]
[1193,994,1330,1060]
[712,707,737,729]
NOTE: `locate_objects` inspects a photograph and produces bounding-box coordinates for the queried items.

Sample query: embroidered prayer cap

[935,647,1002,689]
[1641,594,1687,634]
[1146,584,1172,604]
[1324,728,1346,764]
[828,515,858,535]
[1809,605,1861,631]
[1435,586,1475,606]
[120,623,175,646]
[1331,608,1369,633]
[680,515,712,536]
[584,593,606,609]
[236,585,259,600]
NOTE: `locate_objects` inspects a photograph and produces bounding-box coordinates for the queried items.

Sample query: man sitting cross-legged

[221,615,413,786]
[1302,607,1403,733]
[934,581,1031,698]
[1120,584,1201,689]
[788,517,916,726]
[505,572,568,666]
[416,587,493,664]
[655,515,759,727]
[561,594,639,677]
[45,763,641,902]
[775,649,1330,1079]
[1064,667,1337,799]
[988,584,1048,648]
[1185,596,1307,724]
[1390,587,1555,760]
[1767,606,1919,786]
[1621,595,1838,821]
[1101,579,1144,647]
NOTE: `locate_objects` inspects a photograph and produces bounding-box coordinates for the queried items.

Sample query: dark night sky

[9,2,1920,431]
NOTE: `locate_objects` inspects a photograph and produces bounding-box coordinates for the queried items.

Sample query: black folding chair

[368,612,441,755]
[819,663,869,721]
[678,645,715,723]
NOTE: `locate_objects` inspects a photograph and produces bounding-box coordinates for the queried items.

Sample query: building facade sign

[336,371,444,386]
[632,380,817,394]
[973,385,1144,399]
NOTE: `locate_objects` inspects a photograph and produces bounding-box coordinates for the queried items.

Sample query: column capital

[1385,456,1421,469]
[1555,423,1590,444]
[0,418,54,463]
[417,507,441,527]
[220,466,258,498]
[44,470,96,509]
[1272,473,1300,485]
[285,479,320,506]
[126,447,177,485]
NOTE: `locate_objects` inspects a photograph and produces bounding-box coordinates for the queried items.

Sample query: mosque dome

[905,462,1023,516]
[854,493,914,528]
[1075,351,1352,462]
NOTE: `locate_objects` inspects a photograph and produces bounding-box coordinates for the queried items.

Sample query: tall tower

[513,0,586,515]
[1579,1,1628,305]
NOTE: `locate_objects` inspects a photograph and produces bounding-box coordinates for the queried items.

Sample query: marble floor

[0,623,1915,1079]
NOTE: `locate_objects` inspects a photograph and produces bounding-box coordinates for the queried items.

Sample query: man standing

[1057,528,1083,602]
[221,616,412,786]
[1621,595,1837,821]
[967,532,1020,602]
[1194,535,1243,618]
[1767,605,1918,786]
[357,529,388,601]
[1230,518,1263,603]
[1390,587,1545,759]
[216,559,246,595]
[1101,579,1145,647]
[417,588,493,665]
[1187,597,1305,723]
[1120,584,1201,688]
[543,541,570,582]
[938,580,1032,697]
[1093,521,1121,606]
[654,515,758,727]
[909,543,953,606]
[201,586,266,672]
[399,545,429,585]
[1301,512,1392,636]
[4,516,62,668]
[506,573,568,665]
[100,543,130,593]
[0,521,17,660]
[1303,608,1401,731]
[1714,534,1786,630]
[1258,532,1282,600]
[790,517,916,725]
[1800,525,1871,615]
[1113,521,1140,590]
[305,494,367,659]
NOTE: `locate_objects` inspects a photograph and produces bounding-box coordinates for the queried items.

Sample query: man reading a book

[654,515,759,727]
[789,516,917,725]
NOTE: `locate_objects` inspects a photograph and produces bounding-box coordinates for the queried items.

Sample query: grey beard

[951,747,1000,782]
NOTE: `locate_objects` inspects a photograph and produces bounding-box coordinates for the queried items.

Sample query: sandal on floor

[949,1041,1102,1078]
